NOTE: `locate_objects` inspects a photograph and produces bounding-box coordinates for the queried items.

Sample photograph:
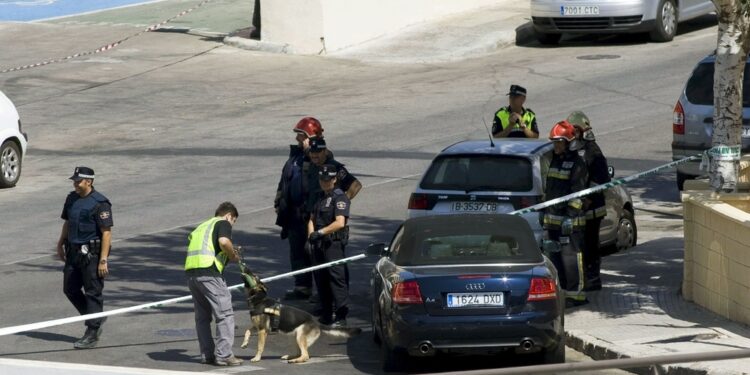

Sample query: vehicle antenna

[482,117,495,147]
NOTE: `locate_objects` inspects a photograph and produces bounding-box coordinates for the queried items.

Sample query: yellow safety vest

[185,217,229,273]
[495,107,536,133]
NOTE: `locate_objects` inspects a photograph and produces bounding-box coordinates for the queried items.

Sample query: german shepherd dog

[240,273,361,364]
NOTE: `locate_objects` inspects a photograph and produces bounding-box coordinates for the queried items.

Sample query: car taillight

[527,278,557,302]
[673,101,685,135]
[392,280,423,304]
[408,193,428,210]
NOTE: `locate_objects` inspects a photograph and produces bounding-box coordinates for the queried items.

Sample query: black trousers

[583,217,603,282]
[287,217,313,289]
[63,253,104,329]
[312,240,349,321]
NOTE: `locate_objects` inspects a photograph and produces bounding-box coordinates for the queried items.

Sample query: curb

[565,332,709,375]
[223,36,292,54]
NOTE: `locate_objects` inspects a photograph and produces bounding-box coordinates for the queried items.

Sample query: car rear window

[393,216,542,266]
[420,155,533,192]
[685,62,750,106]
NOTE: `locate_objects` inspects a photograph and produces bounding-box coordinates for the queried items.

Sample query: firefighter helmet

[293,117,324,138]
[566,111,591,130]
[549,120,576,142]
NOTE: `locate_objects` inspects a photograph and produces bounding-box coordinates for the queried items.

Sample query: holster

[66,240,101,267]
[329,226,350,246]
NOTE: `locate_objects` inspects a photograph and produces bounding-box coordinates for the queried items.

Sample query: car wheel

[381,341,407,372]
[535,30,562,45]
[0,140,22,188]
[677,171,693,191]
[649,0,677,42]
[541,340,566,364]
[371,307,381,345]
[615,209,637,251]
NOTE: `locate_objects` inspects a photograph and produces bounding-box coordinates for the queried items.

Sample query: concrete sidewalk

[226,1,534,63]
[567,205,750,374]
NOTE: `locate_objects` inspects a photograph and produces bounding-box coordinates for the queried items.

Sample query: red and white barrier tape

[1,0,214,74]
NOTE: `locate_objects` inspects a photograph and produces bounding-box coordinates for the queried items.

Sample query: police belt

[67,239,102,254]
[328,226,349,241]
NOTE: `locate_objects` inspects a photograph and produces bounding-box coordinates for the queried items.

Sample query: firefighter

[567,111,610,291]
[542,120,588,306]
[275,117,324,300]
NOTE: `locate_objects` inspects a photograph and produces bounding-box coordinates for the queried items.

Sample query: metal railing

[423,349,750,375]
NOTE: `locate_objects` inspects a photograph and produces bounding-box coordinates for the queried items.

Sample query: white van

[0,91,28,188]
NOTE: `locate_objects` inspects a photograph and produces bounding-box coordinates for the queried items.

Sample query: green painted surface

[46,0,253,35]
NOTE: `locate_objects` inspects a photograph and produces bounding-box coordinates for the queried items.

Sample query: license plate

[560,5,599,16]
[743,127,750,138]
[446,292,505,308]
[452,202,498,212]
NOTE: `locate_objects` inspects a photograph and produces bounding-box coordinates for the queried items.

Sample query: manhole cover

[576,54,621,60]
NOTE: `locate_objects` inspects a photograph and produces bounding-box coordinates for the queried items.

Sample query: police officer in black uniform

[56,166,113,349]
[307,164,351,327]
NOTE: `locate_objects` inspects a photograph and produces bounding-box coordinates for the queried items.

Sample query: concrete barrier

[260,0,501,54]
[682,189,750,326]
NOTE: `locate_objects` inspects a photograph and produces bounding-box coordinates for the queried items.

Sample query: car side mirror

[608,166,615,178]
[366,243,388,257]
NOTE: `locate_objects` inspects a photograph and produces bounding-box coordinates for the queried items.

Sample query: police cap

[318,164,338,181]
[507,84,527,97]
[309,138,327,153]
[69,166,95,181]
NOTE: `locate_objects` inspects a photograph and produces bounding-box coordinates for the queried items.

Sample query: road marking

[206,365,264,373]
[2,172,424,267]
[0,357,200,374]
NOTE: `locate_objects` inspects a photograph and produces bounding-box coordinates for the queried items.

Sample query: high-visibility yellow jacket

[185,217,228,273]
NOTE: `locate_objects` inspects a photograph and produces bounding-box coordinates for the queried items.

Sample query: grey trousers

[187,275,236,360]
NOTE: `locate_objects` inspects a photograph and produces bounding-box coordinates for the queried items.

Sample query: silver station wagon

[530,0,715,44]
[407,139,636,252]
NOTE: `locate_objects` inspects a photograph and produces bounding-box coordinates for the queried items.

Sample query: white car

[530,0,715,44]
[0,91,28,188]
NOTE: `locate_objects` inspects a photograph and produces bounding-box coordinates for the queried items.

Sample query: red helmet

[293,117,324,138]
[549,120,576,142]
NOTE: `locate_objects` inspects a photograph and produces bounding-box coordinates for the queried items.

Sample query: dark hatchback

[368,214,565,371]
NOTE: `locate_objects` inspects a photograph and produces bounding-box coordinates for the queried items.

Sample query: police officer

[542,121,588,306]
[307,138,362,200]
[275,117,324,300]
[492,84,540,138]
[185,202,243,366]
[56,166,113,349]
[307,165,351,327]
[567,111,610,291]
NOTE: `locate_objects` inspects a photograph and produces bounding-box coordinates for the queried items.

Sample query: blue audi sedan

[368,214,564,371]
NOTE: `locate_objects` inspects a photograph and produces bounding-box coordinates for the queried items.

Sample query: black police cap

[318,164,338,181]
[309,138,327,153]
[507,84,527,97]
[69,166,95,181]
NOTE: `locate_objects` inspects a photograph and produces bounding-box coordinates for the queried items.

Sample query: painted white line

[206,364,265,373]
[2,172,423,266]
[0,357,200,375]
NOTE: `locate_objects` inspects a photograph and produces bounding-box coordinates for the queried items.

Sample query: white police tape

[509,154,702,216]
[0,253,366,337]
[0,0,214,74]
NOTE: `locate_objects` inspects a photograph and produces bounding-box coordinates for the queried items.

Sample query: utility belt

[65,239,102,266]
[311,226,350,247]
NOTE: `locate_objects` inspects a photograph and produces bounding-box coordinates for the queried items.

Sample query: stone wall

[682,190,750,325]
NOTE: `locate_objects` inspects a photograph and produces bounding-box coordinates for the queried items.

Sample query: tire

[381,342,408,372]
[0,140,22,188]
[615,209,637,251]
[649,0,677,42]
[535,30,562,45]
[677,171,691,191]
[541,340,566,364]
[371,307,381,345]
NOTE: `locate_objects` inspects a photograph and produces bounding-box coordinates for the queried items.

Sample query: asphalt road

[0,4,718,374]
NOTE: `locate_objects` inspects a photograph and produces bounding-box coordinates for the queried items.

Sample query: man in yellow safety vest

[185,202,243,366]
